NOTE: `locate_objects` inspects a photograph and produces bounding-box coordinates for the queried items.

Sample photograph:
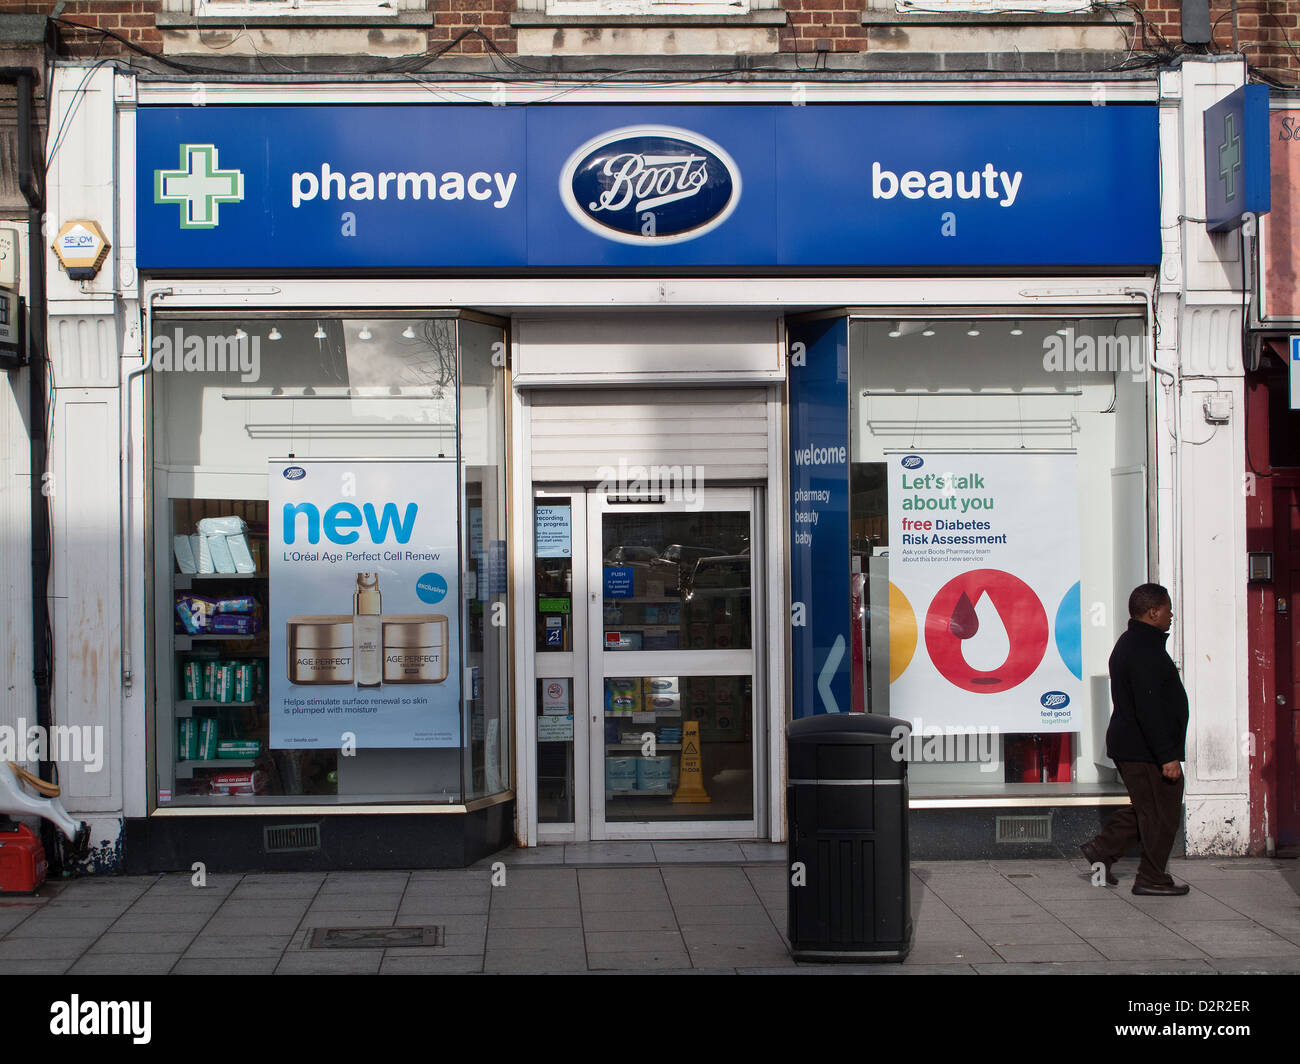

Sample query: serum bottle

[353,572,382,688]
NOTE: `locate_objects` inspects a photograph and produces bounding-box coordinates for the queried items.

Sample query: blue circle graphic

[1054,581,1083,681]
[416,572,448,605]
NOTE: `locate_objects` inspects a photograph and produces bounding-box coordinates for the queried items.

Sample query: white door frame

[585,486,766,841]
[533,487,590,845]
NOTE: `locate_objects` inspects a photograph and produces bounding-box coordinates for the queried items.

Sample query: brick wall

[5,0,1300,74]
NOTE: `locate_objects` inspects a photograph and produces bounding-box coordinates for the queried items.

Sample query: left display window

[149,314,509,807]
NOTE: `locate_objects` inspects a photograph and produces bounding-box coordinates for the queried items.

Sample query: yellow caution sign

[673,721,711,803]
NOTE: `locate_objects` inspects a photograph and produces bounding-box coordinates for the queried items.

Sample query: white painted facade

[0,59,1252,864]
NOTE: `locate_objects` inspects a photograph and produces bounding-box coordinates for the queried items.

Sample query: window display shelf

[175,759,257,778]
[607,788,673,796]
[175,634,267,647]
[606,742,682,751]
[175,574,267,589]
[175,699,265,716]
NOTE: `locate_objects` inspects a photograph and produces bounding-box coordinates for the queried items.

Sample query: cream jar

[286,615,354,685]
[381,614,449,683]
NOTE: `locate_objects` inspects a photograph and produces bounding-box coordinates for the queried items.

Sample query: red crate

[0,824,47,894]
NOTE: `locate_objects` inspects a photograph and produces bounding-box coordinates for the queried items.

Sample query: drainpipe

[0,65,53,859]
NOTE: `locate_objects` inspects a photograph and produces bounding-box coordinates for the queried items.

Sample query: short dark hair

[1129,583,1170,618]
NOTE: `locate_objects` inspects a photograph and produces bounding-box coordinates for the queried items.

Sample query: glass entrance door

[587,488,763,840]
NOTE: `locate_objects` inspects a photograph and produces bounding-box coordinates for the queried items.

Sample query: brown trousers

[1093,761,1184,886]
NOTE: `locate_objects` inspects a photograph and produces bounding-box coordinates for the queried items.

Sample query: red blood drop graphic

[925,570,1048,693]
[949,591,979,639]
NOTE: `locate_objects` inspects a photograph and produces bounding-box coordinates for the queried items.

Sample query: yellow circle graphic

[888,581,918,683]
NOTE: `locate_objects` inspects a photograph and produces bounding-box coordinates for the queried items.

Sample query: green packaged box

[216,740,261,759]
[197,717,219,760]
[177,718,198,761]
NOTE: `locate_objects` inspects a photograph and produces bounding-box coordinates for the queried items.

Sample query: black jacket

[1106,619,1189,765]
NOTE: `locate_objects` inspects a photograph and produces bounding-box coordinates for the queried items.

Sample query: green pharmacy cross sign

[1203,84,1270,233]
[155,143,244,229]
[1218,111,1241,202]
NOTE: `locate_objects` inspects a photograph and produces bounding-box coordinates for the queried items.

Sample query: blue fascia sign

[138,104,1159,270]
[1204,84,1271,233]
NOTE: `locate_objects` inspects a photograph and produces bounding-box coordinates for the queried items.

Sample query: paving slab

[68,954,181,975]
[276,950,383,975]
[587,949,693,970]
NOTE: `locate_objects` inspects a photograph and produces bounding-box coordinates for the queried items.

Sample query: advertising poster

[269,459,461,748]
[886,452,1082,732]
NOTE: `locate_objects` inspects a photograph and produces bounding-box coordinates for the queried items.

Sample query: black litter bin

[787,712,912,962]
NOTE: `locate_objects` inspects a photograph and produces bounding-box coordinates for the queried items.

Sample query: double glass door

[533,487,763,841]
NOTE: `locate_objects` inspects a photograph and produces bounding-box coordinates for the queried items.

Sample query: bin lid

[788,712,911,745]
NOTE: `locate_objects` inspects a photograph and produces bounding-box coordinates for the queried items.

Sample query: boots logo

[155,143,245,229]
[560,126,741,245]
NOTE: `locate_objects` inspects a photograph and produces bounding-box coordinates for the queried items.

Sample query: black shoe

[1131,881,1190,896]
[1080,841,1118,886]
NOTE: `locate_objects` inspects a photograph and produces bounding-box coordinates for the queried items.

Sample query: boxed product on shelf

[636,757,671,791]
[176,718,198,762]
[196,515,257,575]
[209,770,268,796]
[603,631,642,651]
[197,717,219,760]
[642,629,679,651]
[216,740,262,759]
[604,677,642,713]
[210,611,263,636]
[175,593,218,634]
[175,592,263,635]
[605,758,637,791]
[658,727,682,744]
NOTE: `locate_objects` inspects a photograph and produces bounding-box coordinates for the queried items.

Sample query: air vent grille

[263,822,321,853]
[995,815,1051,843]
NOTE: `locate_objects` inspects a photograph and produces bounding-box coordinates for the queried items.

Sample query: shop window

[849,317,1147,794]
[150,315,509,808]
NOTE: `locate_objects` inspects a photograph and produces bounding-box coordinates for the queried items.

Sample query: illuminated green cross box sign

[155,143,244,229]
[1203,84,1270,233]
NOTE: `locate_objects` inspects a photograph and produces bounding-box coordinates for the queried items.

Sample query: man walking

[1080,583,1190,896]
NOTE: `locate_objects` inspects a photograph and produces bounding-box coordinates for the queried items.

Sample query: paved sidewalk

[0,844,1297,974]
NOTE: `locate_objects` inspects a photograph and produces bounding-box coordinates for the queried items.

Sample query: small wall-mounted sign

[1248,552,1274,583]
[52,220,110,280]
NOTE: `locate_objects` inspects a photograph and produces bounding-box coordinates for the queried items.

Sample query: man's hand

[1161,760,1182,781]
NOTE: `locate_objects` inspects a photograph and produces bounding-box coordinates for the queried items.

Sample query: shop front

[42,66,1199,868]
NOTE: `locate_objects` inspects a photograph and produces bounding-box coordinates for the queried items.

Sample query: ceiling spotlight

[358,327,373,341]
[1055,326,1071,336]
[313,322,327,340]
[1009,321,1024,336]
[922,324,935,337]
[234,327,247,340]
[402,325,416,339]
[888,321,903,338]
[966,323,981,337]
[267,327,282,341]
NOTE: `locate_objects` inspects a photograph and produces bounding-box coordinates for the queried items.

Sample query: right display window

[849,317,1149,793]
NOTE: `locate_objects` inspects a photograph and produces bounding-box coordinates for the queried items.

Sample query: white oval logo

[559,125,742,247]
